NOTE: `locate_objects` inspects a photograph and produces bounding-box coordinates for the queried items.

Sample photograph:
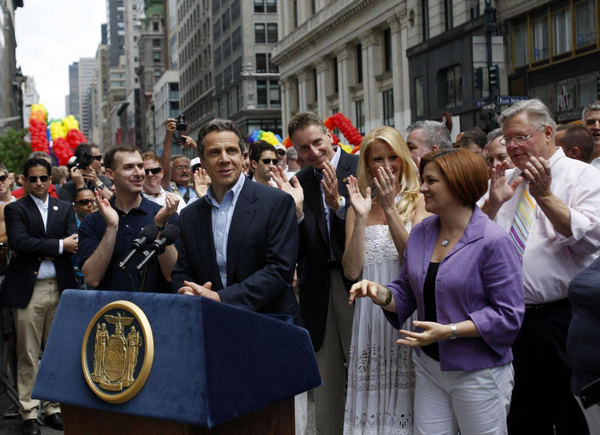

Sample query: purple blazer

[384,206,525,371]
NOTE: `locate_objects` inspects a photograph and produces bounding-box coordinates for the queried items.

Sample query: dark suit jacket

[296,149,359,350]
[1,195,78,308]
[172,177,302,324]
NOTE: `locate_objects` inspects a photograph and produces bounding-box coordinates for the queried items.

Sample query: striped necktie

[509,187,536,261]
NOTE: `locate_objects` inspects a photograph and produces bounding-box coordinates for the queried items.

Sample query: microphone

[119,224,159,270]
[135,224,180,272]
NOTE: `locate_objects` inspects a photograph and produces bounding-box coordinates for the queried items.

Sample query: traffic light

[488,65,499,89]
[474,67,483,90]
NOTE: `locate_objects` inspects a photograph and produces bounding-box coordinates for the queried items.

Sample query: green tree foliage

[0,128,32,174]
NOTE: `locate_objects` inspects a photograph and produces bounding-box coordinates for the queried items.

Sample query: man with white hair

[582,103,600,169]
[405,120,452,169]
[483,98,600,433]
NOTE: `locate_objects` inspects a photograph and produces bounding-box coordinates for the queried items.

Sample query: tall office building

[213,0,282,135]
[77,58,97,139]
[177,0,214,139]
[107,0,125,67]
[67,62,80,118]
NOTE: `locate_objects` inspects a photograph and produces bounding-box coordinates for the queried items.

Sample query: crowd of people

[0,99,599,435]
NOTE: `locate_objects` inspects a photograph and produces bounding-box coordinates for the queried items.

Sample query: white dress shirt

[494,148,600,304]
[31,195,64,280]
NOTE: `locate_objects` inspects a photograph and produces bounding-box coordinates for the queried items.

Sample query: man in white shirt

[483,99,600,434]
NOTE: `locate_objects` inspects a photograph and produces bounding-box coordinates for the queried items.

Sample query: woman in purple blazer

[349,149,525,434]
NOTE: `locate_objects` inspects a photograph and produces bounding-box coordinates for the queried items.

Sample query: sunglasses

[261,159,278,165]
[76,199,95,206]
[0,175,7,182]
[28,175,49,183]
[92,155,103,161]
[144,167,163,175]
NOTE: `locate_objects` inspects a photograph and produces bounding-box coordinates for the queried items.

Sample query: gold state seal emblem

[81,300,154,403]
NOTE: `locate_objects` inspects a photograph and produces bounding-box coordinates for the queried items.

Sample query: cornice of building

[496,0,552,22]
[271,0,381,64]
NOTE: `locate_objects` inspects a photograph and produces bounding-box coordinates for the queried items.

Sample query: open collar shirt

[494,148,600,304]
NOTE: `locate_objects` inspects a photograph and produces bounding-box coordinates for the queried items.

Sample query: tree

[0,128,31,174]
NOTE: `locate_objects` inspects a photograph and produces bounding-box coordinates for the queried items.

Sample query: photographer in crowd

[59,143,112,203]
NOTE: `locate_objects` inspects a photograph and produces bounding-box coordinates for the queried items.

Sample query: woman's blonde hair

[356,126,420,223]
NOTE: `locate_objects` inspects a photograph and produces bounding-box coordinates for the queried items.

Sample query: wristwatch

[97,182,105,190]
[331,195,343,211]
[449,324,458,340]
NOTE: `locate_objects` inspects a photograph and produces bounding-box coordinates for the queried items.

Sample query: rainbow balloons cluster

[248,130,284,147]
[28,104,88,166]
[324,113,363,152]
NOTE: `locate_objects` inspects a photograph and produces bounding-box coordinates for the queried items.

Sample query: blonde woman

[342,126,427,434]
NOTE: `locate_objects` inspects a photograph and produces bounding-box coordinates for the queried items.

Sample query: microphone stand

[136,249,151,292]
[119,263,137,292]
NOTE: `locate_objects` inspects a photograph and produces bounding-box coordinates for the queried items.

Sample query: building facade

[177,0,214,140]
[77,58,97,138]
[212,0,282,135]
[152,69,180,153]
[107,0,126,67]
[272,0,413,138]
[0,0,23,129]
[498,0,600,124]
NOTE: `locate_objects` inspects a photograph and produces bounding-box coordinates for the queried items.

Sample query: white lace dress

[343,225,415,435]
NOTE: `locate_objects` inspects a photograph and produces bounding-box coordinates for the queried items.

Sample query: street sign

[475,98,489,108]
[497,96,528,105]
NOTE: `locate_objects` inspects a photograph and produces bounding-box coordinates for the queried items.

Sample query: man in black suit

[172,118,301,324]
[2,157,78,435]
[272,112,358,435]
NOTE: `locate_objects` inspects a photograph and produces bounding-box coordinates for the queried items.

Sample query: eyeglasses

[0,175,7,182]
[500,125,545,146]
[76,199,95,206]
[144,167,163,176]
[261,158,278,165]
[92,155,103,161]
[27,175,49,183]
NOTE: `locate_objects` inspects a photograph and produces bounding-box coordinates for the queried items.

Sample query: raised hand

[95,188,118,228]
[522,156,552,198]
[346,175,371,219]
[489,160,522,207]
[373,166,396,211]
[321,161,339,209]
[193,168,211,198]
[270,166,304,219]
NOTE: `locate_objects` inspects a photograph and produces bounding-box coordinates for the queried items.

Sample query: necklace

[441,238,450,247]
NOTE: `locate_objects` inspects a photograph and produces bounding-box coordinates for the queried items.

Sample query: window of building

[268,53,278,73]
[382,89,394,126]
[575,0,596,48]
[444,0,453,31]
[270,80,281,107]
[333,57,339,93]
[383,28,392,72]
[153,52,161,62]
[257,80,267,107]
[153,39,161,47]
[222,37,231,59]
[415,77,425,117]
[231,0,240,20]
[213,19,221,39]
[293,0,298,27]
[313,68,318,102]
[232,27,241,50]
[153,21,159,31]
[514,24,528,67]
[355,100,365,135]
[255,23,266,43]
[421,0,430,41]
[532,16,549,62]
[356,44,363,84]
[470,0,480,18]
[214,46,222,66]
[222,9,230,31]
[552,7,571,56]
[267,23,278,42]
[256,53,267,73]
[254,0,276,13]
[438,64,463,109]
[233,57,242,80]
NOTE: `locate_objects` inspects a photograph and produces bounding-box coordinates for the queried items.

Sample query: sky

[15,0,107,120]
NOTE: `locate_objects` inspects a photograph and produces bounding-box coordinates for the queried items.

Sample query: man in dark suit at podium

[172,118,301,324]
[1,157,78,435]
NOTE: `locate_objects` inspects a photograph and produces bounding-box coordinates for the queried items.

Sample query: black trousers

[508,302,589,435]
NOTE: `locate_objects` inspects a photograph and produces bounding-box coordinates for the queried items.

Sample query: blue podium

[32,290,320,434]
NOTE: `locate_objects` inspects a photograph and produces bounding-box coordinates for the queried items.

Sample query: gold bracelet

[374,287,392,306]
